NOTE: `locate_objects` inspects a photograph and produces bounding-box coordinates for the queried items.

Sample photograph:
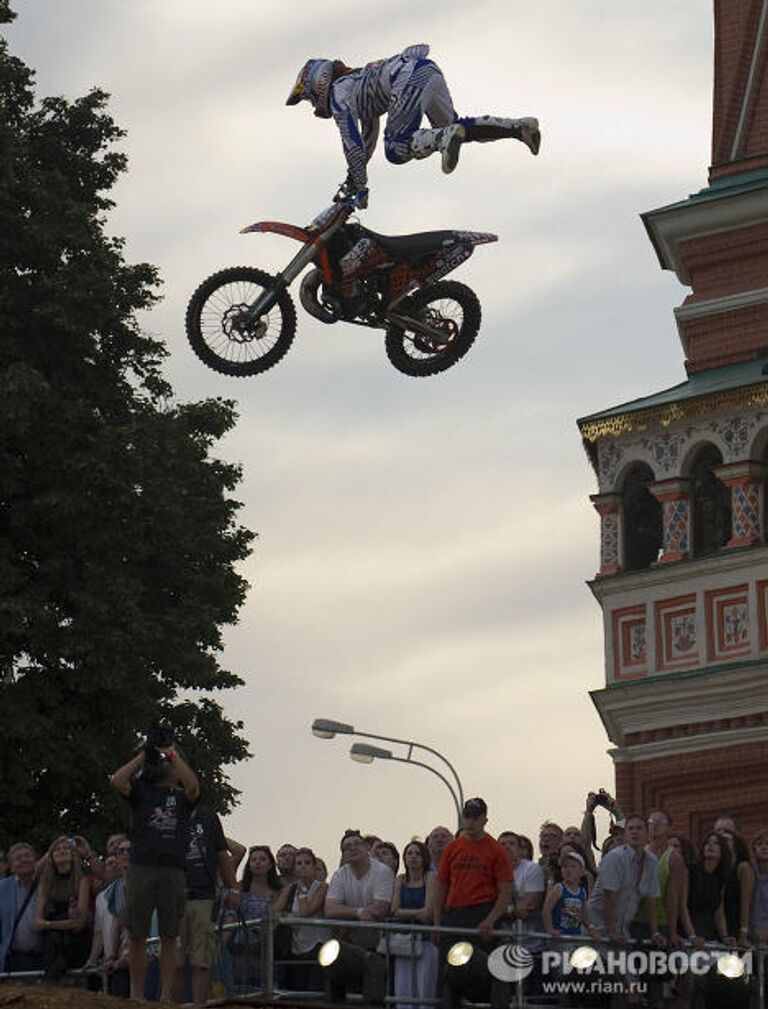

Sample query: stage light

[716,952,745,979]
[318,939,341,967]
[570,945,599,971]
[317,938,385,1006]
[447,941,474,967]
[445,940,489,1001]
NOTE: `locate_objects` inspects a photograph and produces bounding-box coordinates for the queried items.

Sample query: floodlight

[570,945,599,971]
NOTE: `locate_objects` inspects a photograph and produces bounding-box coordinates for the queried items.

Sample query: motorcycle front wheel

[185,267,297,376]
[384,281,481,377]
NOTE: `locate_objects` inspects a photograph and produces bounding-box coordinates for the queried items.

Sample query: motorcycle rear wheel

[384,281,481,377]
[185,267,296,376]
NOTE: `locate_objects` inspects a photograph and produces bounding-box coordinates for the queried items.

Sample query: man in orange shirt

[434,798,512,1007]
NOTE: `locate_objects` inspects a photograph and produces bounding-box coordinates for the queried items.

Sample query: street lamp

[349,743,392,764]
[310,716,465,810]
[311,718,355,739]
[349,742,462,827]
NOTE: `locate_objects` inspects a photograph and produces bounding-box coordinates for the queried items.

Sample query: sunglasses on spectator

[117,845,131,854]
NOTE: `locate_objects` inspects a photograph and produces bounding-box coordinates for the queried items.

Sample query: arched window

[621,463,662,571]
[691,444,731,557]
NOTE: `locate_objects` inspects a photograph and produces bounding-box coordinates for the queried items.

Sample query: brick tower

[577,0,768,843]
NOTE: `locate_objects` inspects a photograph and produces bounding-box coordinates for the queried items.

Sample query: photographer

[110,725,199,1001]
[581,788,624,873]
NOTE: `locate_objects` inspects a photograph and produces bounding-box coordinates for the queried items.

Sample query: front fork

[243,242,319,320]
[243,208,350,321]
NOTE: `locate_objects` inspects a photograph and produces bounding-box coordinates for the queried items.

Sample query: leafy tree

[0,0,254,851]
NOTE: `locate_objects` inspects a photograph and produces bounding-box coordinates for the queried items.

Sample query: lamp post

[349,742,462,829]
[311,717,465,829]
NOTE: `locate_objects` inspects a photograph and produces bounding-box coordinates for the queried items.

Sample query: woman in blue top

[229,847,284,990]
[390,840,438,1009]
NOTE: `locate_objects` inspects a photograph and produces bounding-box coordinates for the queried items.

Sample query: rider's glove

[341,174,368,209]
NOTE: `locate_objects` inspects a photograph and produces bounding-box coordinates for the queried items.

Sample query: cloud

[6,0,712,860]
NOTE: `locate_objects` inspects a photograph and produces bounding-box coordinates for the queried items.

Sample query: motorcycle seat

[359,228,456,264]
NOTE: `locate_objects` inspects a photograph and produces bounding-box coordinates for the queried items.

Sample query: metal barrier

[2,916,766,1008]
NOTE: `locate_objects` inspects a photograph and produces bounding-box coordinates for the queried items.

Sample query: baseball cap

[462,797,488,818]
[561,851,585,867]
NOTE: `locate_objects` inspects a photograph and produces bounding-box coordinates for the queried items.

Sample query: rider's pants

[383,61,457,164]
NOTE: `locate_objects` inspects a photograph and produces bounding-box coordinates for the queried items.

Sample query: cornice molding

[642,186,768,284]
[675,285,768,321]
[579,381,768,443]
[591,661,768,743]
[588,543,768,603]
[608,724,768,763]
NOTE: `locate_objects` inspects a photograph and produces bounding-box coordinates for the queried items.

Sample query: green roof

[642,170,768,276]
[578,356,768,427]
[644,168,768,218]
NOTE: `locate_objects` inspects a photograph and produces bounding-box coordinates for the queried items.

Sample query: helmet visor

[286,78,305,105]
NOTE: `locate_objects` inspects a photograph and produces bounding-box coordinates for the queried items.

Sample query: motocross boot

[410,124,467,174]
[460,116,541,155]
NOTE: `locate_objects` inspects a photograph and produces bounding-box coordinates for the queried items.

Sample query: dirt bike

[185,186,497,378]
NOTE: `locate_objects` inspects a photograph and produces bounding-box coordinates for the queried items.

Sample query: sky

[7,1,714,867]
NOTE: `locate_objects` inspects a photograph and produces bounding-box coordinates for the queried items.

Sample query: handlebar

[333,181,369,210]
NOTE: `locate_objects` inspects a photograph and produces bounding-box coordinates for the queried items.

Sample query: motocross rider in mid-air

[286,44,541,208]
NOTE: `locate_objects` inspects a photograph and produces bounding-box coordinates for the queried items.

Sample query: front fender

[240,221,315,242]
[239,221,333,284]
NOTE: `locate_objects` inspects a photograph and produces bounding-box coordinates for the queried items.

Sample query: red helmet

[286,59,335,119]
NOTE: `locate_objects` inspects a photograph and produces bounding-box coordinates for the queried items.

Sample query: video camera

[592,788,612,810]
[143,723,175,777]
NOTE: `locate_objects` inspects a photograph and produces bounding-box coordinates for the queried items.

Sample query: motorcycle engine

[300,269,381,324]
[299,268,341,324]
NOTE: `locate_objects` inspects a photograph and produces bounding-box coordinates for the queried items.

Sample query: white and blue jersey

[330,44,456,187]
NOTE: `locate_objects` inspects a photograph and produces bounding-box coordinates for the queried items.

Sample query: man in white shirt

[587,815,662,942]
[498,831,545,925]
[325,831,394,931]
[323,831,394,1004]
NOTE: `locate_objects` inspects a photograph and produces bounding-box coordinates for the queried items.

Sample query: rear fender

[452,231,498,247]
[422,231,497,284]
[240,221,332,283]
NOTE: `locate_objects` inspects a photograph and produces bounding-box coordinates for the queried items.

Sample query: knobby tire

[384,280,482,378]
[185,266,297,377]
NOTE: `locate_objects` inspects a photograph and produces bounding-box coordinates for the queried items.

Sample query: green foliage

[0,7,254,851]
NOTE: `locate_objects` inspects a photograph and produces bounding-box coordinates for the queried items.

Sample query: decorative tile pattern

[600,511,620,572]
[598,441,622,486]
[593,407,768,493]
[662,498,690,556]
[655,595,699,671]
[640,430,689,475]
[706,585,751,662]
[731,481,762,542]
[612,605,648,680]
[709,415,753,456]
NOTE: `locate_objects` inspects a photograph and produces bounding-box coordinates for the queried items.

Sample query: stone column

[650,478,692,563]
[713,461,768,548]
[590,493,622,575]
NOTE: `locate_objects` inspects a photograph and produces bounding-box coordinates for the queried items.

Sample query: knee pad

[384,138,411,164]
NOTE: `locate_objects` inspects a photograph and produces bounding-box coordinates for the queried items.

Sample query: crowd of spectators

[1,784,767,1008]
